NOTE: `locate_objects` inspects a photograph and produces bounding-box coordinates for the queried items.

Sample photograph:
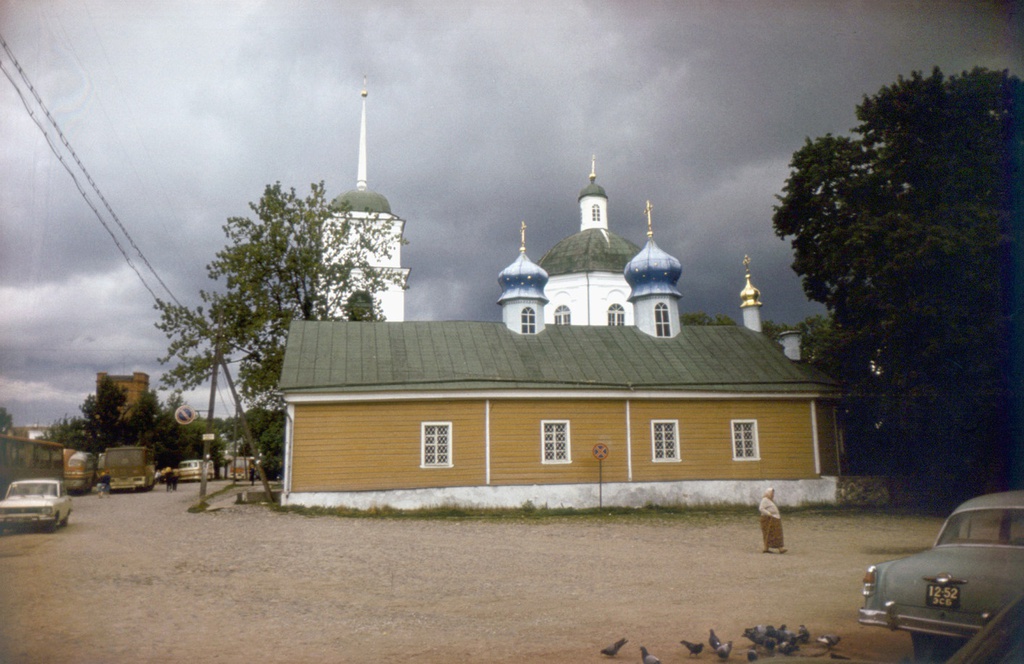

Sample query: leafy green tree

[80,376,129,454]
[46,416,87,450]
[156,182,405,410]
[0,406,12,434]
[773,67,1020,499]
[124,390,160,447]
[680,311,735,326]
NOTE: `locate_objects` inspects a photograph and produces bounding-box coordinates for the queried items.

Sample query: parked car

[0,478,73,533]
[176,459,213,482]
[860,490,1024,661]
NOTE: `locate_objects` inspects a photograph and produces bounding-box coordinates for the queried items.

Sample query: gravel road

[0,479,942,663]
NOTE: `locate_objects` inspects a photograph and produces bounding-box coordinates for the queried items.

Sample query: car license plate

[927,584,961,609]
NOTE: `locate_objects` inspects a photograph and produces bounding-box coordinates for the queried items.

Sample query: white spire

[357,76,368,192]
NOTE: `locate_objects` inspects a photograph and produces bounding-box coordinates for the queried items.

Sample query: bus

[103,446,155,491]
[63,449,98,494]
[227,456,255,481]
[0,434,64,497]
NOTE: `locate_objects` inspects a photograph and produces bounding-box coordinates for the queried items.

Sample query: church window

[554,305,571,325]
[608,304,625,326]
[422,422,452,468]
[654,303,671,337]
[591,204,601,224]
[732,420,760,460]
[651,420,680,461]
[521,307,536,334]
[542,421,571,463]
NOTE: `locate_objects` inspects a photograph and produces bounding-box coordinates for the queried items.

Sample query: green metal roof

[279,320,839,396]
[330,189,392,214]
[537,228,641,276]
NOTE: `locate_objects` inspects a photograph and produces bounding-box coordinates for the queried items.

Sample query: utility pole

[199,339,222,501]
[219,357,274,503]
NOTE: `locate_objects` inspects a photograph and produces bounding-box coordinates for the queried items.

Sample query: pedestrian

[759,487,787,553]
[169,468,178,491]
[97,470,111,498]
[164,467,174,492]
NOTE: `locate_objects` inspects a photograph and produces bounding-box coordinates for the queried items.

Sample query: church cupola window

[521,307,537,334]
[592,204,601,224]
[554,305,571,325]
[608,304,625,326]
[654,303,671,337]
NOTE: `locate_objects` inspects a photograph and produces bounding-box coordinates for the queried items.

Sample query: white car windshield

[8,483,57,498]
[936,508,1024,547]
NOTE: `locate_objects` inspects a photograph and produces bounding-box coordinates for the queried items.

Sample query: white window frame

[541,420,571,464]
[655,302,670,337]
[608,303,625,326]
[651,420,680,462]
[591,203,601,224]
[731,419,760,461]
[421,422,453,468]
[521,306,536,334]
[554,305,571,326]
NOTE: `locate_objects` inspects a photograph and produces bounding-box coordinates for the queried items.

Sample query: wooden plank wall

[290,397,823,492]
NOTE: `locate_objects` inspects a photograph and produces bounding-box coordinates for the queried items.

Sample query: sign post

[592,444,609,509]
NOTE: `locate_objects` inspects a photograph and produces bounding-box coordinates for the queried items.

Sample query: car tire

[911,632,965,663]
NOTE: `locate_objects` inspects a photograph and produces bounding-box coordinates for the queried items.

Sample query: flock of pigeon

[600,625,843,662]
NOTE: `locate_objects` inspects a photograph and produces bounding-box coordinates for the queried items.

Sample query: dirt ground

[0,479,943,663]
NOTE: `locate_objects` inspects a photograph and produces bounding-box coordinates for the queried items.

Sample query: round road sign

[174,404,198,425]
[592,443,609,460]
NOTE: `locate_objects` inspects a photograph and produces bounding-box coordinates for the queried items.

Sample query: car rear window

[937,508,1024,546]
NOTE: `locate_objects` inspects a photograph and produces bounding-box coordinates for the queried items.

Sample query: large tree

[80,376,129,454]
[156,182,404,408]
[773,67,1020,500]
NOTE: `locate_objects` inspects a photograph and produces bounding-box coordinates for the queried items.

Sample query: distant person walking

[97,470,111,498]
[759,487,786,553]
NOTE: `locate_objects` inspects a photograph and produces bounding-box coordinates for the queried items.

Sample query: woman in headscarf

[759,487,787,553]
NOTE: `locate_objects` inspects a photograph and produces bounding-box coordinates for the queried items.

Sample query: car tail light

[862,565,877,596]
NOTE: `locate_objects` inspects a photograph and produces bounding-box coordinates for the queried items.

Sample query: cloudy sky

[1,1,1020,427]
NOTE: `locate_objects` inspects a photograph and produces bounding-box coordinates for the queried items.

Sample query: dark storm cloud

[1,0,1020,425]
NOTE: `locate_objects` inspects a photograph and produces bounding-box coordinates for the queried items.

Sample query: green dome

[538,228,640,276]
[578,181,607,201]
[330,188,392,215]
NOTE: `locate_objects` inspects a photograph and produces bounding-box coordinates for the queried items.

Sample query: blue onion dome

[498,251,549,304]
[330,188,392,215]
[624,237,682,301]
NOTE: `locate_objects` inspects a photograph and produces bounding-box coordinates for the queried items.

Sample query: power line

[0,31,183,308]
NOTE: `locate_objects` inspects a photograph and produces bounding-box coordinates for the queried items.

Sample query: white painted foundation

[282,477,839,511]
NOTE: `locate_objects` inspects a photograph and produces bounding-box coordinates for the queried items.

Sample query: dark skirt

[760,514,784,549]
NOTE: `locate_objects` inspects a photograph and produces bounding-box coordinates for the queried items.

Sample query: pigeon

[640,646,662,664]
[762,638,777,654]
[777,640,800,655]
[797,625,811,644]
[746,647,759,661]
[680,640,704,656]
[601,638,628,656]
[817,634,841,649]
[709,629,722,650]
[716,641,733,660]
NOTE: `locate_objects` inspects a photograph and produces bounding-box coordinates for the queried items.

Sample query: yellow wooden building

[279,321,842,509]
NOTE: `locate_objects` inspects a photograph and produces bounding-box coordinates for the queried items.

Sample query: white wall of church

[544,272,634,326]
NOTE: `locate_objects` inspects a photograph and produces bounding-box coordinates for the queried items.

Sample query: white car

[0,479,73,532]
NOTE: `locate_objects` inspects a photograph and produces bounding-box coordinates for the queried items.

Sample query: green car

[859,490,1024,662]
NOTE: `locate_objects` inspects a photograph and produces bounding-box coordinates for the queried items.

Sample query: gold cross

[520,221,527,252]
[743,254,751,272]
[644,200,654,237]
